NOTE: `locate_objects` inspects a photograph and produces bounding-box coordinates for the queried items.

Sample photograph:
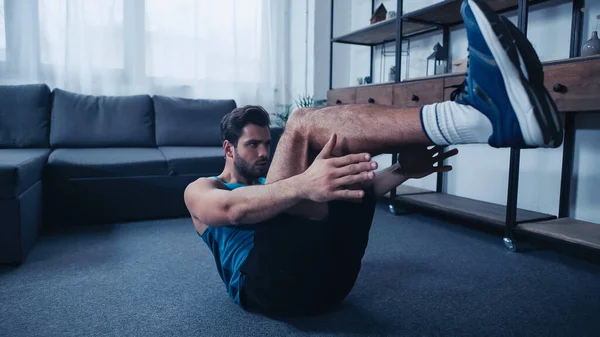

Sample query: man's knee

[286,108,316,133]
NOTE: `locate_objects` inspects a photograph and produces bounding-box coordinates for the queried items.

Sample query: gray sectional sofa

[0,84,283,265]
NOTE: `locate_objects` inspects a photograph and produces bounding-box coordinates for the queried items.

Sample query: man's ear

[223,140,234,159]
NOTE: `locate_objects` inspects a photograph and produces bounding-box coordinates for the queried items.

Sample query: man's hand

[297,133,377,202]
[396,145,458,179]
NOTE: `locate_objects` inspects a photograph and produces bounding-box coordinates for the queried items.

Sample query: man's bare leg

[304,105,431,156]
[266,108,330,219]
[266,104,429,185]
[265,105,430,220]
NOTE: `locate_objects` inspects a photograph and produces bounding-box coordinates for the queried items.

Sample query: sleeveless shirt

[198,176,265,304]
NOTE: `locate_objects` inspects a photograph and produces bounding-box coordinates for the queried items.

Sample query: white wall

[583,0,600,40]
[311,0,600,224]
[313,0,330,100]
[348,0,371,87]
[572,115,600,222]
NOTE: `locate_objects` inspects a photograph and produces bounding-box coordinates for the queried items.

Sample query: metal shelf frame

[328,0,590,252]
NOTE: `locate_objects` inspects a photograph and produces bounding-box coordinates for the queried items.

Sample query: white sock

[420,101,493,145]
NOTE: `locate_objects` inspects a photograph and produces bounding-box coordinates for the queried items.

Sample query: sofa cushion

[0,149,51,198]
[47,148,169,179]
[0,84,51,148]
[153,96,236,146]
[50,89,155,148]
[158,147,225,176]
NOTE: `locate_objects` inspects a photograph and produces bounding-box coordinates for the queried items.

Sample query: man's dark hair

[220,105,271,146]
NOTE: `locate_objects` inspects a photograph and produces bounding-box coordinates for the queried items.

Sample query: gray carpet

[1,203,600,337]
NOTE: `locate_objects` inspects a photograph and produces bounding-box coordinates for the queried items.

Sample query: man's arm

[185,134,376,227]
[370,163,409,197]
[369,146,459,197]
[184,176,306,227]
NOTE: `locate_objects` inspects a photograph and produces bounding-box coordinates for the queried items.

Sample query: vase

[581,31,600,57]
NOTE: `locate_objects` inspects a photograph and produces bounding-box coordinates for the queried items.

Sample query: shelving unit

[328,0,600,254]
[331,0,554,48]
[391,54,600,253]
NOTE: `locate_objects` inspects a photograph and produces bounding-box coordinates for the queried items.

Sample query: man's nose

[258,145,269,158]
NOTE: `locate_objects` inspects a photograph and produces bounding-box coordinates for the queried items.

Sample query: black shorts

[239,191,378,317]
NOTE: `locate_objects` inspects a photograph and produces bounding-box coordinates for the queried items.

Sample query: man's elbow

[187,203,240,228]
[227,214,243,226]
[226,205,245,226]
[199,202,244,227]
[195,211,242,228]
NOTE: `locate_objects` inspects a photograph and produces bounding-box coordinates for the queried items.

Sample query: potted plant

[274,94,326,127]
[273,103,293,127]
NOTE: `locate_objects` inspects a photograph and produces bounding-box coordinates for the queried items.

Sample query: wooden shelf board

[332,19,397,46]
[382,185,434,199]
[396,185,435,195]
[518,218,600,250]
[401,0,553,27]
[331,19,441,46]
[394,192,556,228]
[403,0,508,26]
[542,54,600,66]
[401,21,439,37]
[356,81,395,88]
[334,55,599,91]
[400,0,556,37]
[400,72,459,83]
[332,56,600,90]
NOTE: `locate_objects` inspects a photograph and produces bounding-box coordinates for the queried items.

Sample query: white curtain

[0,0,291,113]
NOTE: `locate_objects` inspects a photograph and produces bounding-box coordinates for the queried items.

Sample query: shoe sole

[499,16,564,148]
[467,0,563,148]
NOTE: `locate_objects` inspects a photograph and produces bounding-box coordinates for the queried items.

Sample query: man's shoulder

[186,177,227,195]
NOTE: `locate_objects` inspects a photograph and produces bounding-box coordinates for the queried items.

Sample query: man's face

[231,124,271,180]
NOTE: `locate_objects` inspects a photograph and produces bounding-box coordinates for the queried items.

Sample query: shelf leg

[389,153,399,215]
[504,148,521,252]
[436,146,446,193]
[559,114,576,218]
[504,0,528,252]
[558,0,584,218]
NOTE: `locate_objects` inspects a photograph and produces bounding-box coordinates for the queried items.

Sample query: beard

[234,149,268,181]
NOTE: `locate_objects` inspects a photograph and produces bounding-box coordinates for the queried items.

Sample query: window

[5,0,272,94]
[38,0,124,69]
[0,1,5,61]
[145,0,263,82]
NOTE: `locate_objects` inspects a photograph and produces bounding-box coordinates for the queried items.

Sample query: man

[184,0,563,317]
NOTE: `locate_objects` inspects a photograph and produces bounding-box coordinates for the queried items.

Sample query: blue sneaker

[452,0,563,148]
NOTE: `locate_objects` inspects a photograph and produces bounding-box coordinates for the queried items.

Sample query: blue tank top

[198,176,266,305]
